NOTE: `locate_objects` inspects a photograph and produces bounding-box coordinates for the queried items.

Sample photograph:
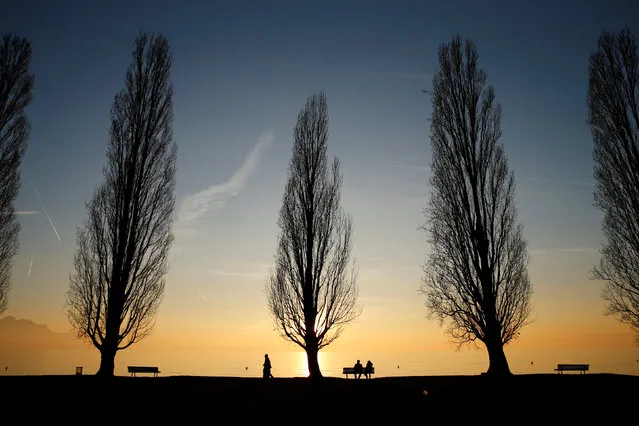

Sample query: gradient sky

[1,0,639,377]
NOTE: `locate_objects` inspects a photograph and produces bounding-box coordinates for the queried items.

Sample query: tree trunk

[478,241,511,377]
[306,341,322,379]
[98,297,122,377]
[483,298,511,377]
[484,336,511,376]
[97,344,117,377]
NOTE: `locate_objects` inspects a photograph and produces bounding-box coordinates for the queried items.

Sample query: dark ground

[2,373,637,424]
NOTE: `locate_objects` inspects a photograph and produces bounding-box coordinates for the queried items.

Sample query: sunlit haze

[1,0,638,378]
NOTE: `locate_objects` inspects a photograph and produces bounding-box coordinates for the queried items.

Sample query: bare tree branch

[420,35,533,377]
[66,33,176,376]
[588,28,639,344]
[0,33,34,314]
[266,92,360,379]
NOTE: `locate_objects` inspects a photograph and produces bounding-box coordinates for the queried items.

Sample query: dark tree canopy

[266,92,360,379]
[66,33,177,376]
[421,35,533,377]
[0,33,34,314]
[588,28,639,343]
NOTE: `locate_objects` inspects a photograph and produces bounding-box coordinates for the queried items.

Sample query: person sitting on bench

[364,360,374,379]
[353,360,363,379]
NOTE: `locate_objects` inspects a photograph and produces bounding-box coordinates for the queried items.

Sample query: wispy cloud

[392,164,430,172]
[207,263,271,280]
[28,177,61,242]
[16,210,41,215]
[523,177,594,187]
[378,72,433,80]
[208,269,265,279]
[529,247,598,255]
[174,130,274,238]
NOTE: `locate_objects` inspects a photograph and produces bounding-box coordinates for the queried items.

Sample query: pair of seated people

[353,360,374,379]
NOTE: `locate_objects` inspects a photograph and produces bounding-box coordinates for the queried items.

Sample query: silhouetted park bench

[342,366,374,378]
[555,363,589,374]
[127,366,160,377]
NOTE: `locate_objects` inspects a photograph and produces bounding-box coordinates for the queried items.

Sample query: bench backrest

[343,367,374,374]
[557,364,589,370]
[128,366,159,372]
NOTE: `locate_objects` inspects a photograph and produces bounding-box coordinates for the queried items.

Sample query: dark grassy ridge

[2,373,637,424]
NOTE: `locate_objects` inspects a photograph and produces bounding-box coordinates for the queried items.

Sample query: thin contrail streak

[27,254,33,277]
[28,177,61,242]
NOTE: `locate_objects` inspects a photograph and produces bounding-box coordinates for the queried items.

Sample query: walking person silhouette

[263,354,274,379]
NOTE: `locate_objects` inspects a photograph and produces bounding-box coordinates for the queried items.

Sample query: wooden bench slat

[127,366,160,377]
[342,367,374,377]
[554,364,589,374]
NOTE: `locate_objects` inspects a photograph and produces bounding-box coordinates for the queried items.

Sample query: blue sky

[1,0,639,376]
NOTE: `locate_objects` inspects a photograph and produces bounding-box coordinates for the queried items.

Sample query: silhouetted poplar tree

[588,28,639,343]
[0,34,34,314]
[421,35,533,377]
[266,92,360,379]
[66,33,176,376]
